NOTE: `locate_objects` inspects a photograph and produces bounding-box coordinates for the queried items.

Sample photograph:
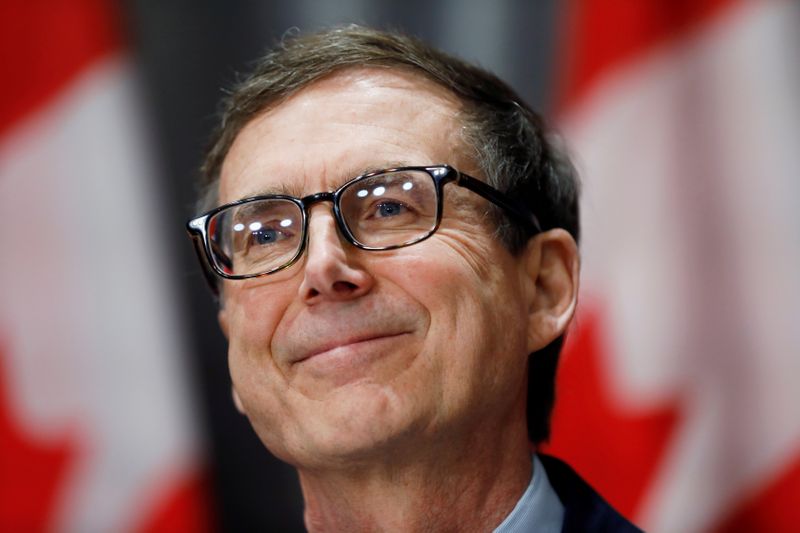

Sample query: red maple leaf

[541,304,682,521]
[0,338,78,532]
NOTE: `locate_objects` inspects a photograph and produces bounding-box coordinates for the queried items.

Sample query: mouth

[291,332,412,382]
[295,332,410,364]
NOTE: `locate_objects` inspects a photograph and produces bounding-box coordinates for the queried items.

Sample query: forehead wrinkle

[245,180,305,199]
[221,67,475,204]
[222,157,306,200]
[235,159,416,201]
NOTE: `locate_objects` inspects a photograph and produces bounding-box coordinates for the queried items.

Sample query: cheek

[227,346,299,463]
[380,239,525,359]
[222,284,297,414]
[224,285,301,458]
[385,239,529,383]
[224,281,295,350]
[389,233,513,309]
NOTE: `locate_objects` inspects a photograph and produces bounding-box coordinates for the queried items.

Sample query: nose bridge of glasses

[301,191,336,207]
[301,191,355,246]
[302,191,343,226]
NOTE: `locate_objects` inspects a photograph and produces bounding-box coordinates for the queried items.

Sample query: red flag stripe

[0,0,120,136]
[543,305,682,520]
[555,0,739,113]
[0,336,78,531]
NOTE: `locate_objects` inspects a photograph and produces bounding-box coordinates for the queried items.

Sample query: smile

[292,332,411,380]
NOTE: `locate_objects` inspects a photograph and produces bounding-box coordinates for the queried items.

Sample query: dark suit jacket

[539,455,644,533]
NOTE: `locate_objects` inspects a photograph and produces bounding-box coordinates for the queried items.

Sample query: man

[187,25,641,532]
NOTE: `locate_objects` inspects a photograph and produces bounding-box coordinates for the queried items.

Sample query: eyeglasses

[186,165,541,282]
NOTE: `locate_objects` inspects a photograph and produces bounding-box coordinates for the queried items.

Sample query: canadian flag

[0,1,208,531]
[544,0,800,532]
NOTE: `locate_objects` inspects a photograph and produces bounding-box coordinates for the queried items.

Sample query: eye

[239,219,296,254]
[252,224,291,243]
[374,201,408,218]
[251,227,282,244]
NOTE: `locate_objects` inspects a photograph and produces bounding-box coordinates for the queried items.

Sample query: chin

[269,381,430,469]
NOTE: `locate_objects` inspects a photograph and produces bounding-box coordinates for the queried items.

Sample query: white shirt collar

[493,454,565,533]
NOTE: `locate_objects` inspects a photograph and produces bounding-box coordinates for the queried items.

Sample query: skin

[217,67,580,532]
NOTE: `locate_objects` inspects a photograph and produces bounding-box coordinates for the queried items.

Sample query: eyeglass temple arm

[455,173,542,233]
[187,222,222,298]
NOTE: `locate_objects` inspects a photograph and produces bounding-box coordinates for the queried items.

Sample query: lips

[295,331,411,364]
[276,297,422,370]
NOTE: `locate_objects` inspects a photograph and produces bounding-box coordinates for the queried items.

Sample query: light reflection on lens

[280,219,292,228]
[233,223,245,232]
[249,222,262,231]
[402,182,413,191]
[373,186,386,196]
[356,189,368,198]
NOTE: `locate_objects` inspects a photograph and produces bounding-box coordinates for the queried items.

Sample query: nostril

[332,281,358,293]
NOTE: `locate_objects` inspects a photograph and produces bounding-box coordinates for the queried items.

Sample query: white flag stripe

[0,55,200,531]
[560,2,800,531]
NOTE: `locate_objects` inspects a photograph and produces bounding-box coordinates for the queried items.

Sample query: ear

[217,307,246,414]
[217,306,230,339]
[231,387,246,414]
[521,228,580,352]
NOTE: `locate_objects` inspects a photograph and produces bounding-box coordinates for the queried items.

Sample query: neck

[297,421,532,532]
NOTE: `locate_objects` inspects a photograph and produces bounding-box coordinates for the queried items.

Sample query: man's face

[218,68,536,468]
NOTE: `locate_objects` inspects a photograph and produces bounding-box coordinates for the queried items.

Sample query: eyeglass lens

[209,198,303,276]
[339,170,437,248]
[207,170,439,277]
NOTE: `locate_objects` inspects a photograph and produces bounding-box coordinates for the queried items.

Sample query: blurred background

[1,0,797,531]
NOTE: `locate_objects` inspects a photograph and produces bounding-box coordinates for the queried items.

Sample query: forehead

[219,67,470,203]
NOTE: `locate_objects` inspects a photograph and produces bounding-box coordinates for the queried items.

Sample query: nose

[298,204,374,304]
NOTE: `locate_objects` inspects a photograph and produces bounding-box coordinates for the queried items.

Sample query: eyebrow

[240,160,414,199]
[244,181,303,198]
